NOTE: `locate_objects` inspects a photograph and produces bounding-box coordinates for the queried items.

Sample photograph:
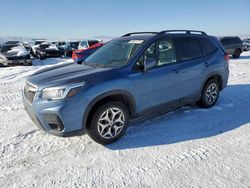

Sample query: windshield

[34,41,45,45]
[84,39,144,67]
[1,45,16,53]
[70,42,79,48]
[39,44,50,50]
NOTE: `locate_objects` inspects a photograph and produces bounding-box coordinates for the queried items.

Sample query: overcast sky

[0,0,249,39]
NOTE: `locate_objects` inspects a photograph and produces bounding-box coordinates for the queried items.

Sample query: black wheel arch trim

[201,72,223,93]
[82,90,136,129]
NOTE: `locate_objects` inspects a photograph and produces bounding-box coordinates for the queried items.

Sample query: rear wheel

[39,55,45,60]
[199,79,220,108]
[23,55,32,66]
[87,101,129,145]
[23,60,32,66]
[232,49,241,58]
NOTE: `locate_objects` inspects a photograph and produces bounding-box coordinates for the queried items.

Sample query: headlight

[41,83,84,100]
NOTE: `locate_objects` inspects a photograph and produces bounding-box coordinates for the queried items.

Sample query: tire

[199,79,220,108]
[39,55,45,60]
[232,49,241,58]
[30,49,35,56]
[23,55,32,66]
[87,101,129,145]
[23,60,32,66]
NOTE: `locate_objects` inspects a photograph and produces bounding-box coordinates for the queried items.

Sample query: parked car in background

[0,44,32,66]
[31,39,47,56]
[23,30,229,144]
[59,41,79,57]
[4,41,20,45]
[22,42,32,54]
[72,42,105,63]
[51,41,64,45]
[36,42,61,60]
[219,36,243,58]
[78,39,99,50]
[54,41,66,47]
[242,39,250,51]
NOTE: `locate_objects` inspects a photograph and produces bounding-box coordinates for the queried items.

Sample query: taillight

[72,50,85,60]
[224,53,230,62]
[72,50,76,60]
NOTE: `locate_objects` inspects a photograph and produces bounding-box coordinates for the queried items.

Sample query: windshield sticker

[128,40,144,44]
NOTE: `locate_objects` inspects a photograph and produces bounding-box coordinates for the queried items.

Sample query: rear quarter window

[201,38,218,56]
[176,37,203,61]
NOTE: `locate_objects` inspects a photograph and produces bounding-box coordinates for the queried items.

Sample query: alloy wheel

[97,107,125,139]
[205,83,218,105]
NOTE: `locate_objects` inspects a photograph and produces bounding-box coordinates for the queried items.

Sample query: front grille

[24,82,37,104]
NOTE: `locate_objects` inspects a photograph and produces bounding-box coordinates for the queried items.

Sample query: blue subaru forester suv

[23,30,229,144]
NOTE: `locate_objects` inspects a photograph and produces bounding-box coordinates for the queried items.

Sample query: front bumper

[22,89,89,137]
[41,51,61,58]
[0,56,32,65]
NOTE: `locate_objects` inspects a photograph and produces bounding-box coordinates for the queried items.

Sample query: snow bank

[0,53,249,187]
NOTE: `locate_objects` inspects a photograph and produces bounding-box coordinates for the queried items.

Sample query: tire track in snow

[161,144,220,170]
[227,129,250,145]
[0,103,24,112]
[0,80,24,112]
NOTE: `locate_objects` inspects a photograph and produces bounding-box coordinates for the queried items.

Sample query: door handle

[173,68,180,73]
[204,62,210,67]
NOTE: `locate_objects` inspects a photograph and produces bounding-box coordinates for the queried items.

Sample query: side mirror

[144,58,156,72]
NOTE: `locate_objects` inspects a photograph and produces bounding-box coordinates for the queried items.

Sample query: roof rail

[158,30,207,35]
[122,32,158,37]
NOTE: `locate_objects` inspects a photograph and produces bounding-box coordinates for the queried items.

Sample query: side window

[134,42,156,70]
[228,38,234,45]
[235,37,242,43]
[177,37,203,61]
[144,42,157,61]
[157,39,176,66]
[135,38,176,70]
[80,41,88,48]
[201,38,218,56]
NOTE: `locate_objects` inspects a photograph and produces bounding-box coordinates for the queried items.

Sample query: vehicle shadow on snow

[108,84,250,150]
[238,55,250,60]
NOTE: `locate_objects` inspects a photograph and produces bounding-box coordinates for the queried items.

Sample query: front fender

[81,79,137,129]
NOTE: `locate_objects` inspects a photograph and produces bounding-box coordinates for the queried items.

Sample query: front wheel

[87,101,129,145]
[199,79,220,108]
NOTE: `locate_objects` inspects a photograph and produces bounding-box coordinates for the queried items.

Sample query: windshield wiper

[84,62,106,68]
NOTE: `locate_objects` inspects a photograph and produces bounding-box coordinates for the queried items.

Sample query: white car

[0,44,32,66]
[30,39,47,55]
[78,39,99,50]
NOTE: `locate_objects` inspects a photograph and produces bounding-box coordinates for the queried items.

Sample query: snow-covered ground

[0,54,249,187]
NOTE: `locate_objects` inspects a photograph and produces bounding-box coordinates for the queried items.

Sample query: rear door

[175,36,208,103]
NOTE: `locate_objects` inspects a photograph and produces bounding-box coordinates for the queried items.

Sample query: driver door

[130,37,181,113]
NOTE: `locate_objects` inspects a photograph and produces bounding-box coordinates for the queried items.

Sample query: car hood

[27,63,110,90]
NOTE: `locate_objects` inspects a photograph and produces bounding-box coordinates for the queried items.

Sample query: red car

[72,43,105,64]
